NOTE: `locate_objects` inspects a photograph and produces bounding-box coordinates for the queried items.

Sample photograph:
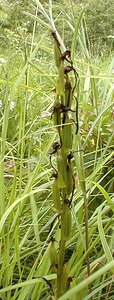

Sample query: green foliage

[0,0,114,53]
[0,1,114,299]
[0,0,32,30]
[85,0,114,53]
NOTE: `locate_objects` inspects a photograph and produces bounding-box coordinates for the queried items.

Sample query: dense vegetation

[0,0,114,53]
[0,1,114,299]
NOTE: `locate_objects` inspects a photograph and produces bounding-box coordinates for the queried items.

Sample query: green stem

[79,137,92,295]
[83,191,90,277]
[57,203,66,298]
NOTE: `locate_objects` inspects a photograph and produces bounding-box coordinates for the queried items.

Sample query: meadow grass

[0,1,114,299]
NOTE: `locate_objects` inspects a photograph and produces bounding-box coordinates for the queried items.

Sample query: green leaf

[91,181,114,212]
[97,207,114,273]
[0,274,56,294]
[58,261,114,300]
[71,8,85,62]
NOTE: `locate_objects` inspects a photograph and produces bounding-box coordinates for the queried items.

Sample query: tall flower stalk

[49,31,78,297]
[35,1,90,298]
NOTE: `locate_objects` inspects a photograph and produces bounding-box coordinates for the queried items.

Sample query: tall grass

[0,1,114,299]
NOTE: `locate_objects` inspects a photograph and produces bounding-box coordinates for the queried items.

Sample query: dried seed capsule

[49,241,58,270]
[64,208,72,239]
[61,49,71,61]
[53,177,61,211]
[64,65,74,74]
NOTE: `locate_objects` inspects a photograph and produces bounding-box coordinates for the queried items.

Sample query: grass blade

[71,8,85,62]
[58,261,114,300]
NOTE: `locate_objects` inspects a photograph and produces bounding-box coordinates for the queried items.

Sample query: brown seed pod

[61,49,71,61]
[64,65,74,74]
